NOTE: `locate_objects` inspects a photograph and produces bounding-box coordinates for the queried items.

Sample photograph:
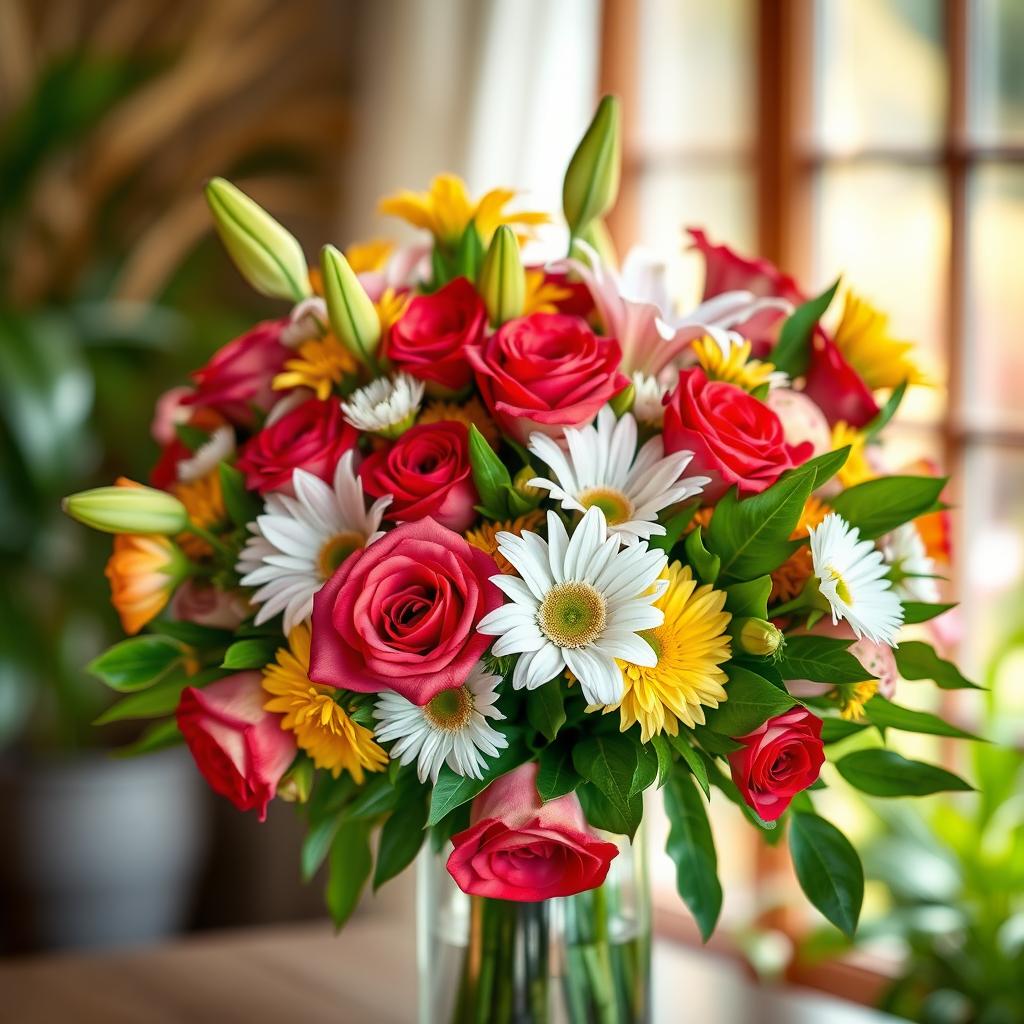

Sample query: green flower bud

[562,95,622,237]
[511,467,543,506]
[321,243,381,368]
[277,757,314,804]
[204,178,311,302]
[63,485,189,535]
[732,617,785,658]
[577,217,618,268]
[608,382,635,417]
[478,225,525,327]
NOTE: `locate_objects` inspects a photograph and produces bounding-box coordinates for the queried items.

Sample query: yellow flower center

[317,531,364,580]
[826,566,854,605]
[539,582,607,649]
[424,685,475,731]
[578,487,634,526]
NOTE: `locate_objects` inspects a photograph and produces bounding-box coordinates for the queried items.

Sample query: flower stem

[184,522,233,560]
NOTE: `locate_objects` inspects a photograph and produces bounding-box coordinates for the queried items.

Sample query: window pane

[636,0,754,155]
[964,164,1024,431]
[813,163,949,425]
[636,164,756,311]
[813,0,946,151]
[969,0,1024,145]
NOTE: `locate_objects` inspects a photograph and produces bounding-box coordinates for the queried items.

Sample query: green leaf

[771,278,841,377]
[221,637,280,671]
[88,636,185,692]
[467,424,515,518]
[427,732,528,825]
[650,504,698,553]
[175,422,209,452]
[302,813,342,881]
[630,742,659,798]
[863,380,908,439]
[835,749,973,796]
[147,619,234,648]
[577,782,643,837]
[707,471,811,581]
[776,635,876,686]
[705,664,796,737]
[724,576,772,620]
[863,696,981,741]
[93,676,194,725]
[819,718,867,744]
[668,733,710,798]
[664,767,722,941]
[536,745,581,801]
[373,787,429,890]
[900,601,956,625]
[894,641,979,690]
[793,445,850,491]
[650,735,673,787]
[527,684,566,743]
[219,461,259,528]
[683,526,720,584]
[828,476,946,539]
[344,775,400,820]
[789,811,863,937]
[573,734,641,833]
[112,718,183,758]
[692,726,744,756]
[326,819,373,929]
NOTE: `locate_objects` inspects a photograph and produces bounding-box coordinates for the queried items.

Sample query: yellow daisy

[273,334,357,400]
[831,422,875,489]
[693,335,777,391]
[263,624,388,782]
[418,396,499,448]
[173,470,227,560]
[346,238,394,273]
[523,268,573,315]
[465,510,545,575]
[833,290,930,391]
[606,562,732,742]
[378,173,547,248]
[837,680,879,721]
[771,495,830,603]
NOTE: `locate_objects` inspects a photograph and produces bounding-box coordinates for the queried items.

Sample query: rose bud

[727,707,825,822]
[447,762,619,902]
[176,672,297,821]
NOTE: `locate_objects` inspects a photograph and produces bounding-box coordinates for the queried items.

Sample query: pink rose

[447,763,619,901]
[385,276,486,393]
[465,312,628,443]
[359,421,478,532]
[728,708,825,821]
[236,396,358,494]
[176,672,296,821]
[184,319,291,425]
[309,517,503,704]
[765,388,832,458]
[170,579,250,631]
[663,368,812,502]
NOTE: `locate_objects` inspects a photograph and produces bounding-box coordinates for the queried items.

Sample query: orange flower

[106,534,187,635]
[173,470,227,560]
[771,496,830,603]
[465,511,545,575]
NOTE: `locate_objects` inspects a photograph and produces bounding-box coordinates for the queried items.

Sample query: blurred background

[0,1,1021,1020]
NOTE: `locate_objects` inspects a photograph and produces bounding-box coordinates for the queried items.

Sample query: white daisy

[177,425,235,483]
[236,451,390,633]
[476,506,669,705]
[373,664,507,783]
[526,406,709,544]
[808,512,904,647]
[631,370,672,427]
[881,523,940,603]
[340,373,424,437]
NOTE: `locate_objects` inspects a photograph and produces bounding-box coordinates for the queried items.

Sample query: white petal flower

[476,506,668,705]
[373,664,507,783]
[340,373,424,437]
[527,406,708,544]
[808,512,904,647]
[236,451,390,633]
[177,425,235,483]
[881,522,940,603]
[631,371,673,427]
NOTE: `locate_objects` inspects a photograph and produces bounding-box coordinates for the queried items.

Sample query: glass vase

[417,825,651,1024]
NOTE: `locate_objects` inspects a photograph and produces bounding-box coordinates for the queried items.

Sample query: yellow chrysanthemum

[833,290,930,391]
[173,470,227,560]
[418,396,499,448]
[273,334,357,400]
[379,173,547,248]
[376,287,410,332]
[523,268,573,315]
[693,335,777,391]
[606,563,732,742]
[465,510,545,575]
[346,239,394,273]
[771,496,830,603]
[837,680,879,721]
[263,624,387,783]
[831,422,875,489]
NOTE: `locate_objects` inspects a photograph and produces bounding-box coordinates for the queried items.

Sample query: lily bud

[478,225,525,327]
[562,95,621,237]
[732,617,785,658]
[204,178,311,302]
[63,483,189,535]
[321,244,381,368]
[578,217,618,269]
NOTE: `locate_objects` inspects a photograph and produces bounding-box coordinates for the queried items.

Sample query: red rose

[150,407,229,489]
[465,312,628,443]
[727,707,825,821]
[802,332,880,428]
[236,397,358,494]
[176,672,296,821]
[663,368,812,502]
[529,267,596,319]
[184,319,291,425]
[385,277,486,393]
[447,762,619,901]
[308,517,502,704]
[359,420,478,532]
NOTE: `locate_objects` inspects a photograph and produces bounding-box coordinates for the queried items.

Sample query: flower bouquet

[65,96,975,1023]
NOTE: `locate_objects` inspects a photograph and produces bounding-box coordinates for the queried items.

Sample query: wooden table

[0,916,900,1023]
